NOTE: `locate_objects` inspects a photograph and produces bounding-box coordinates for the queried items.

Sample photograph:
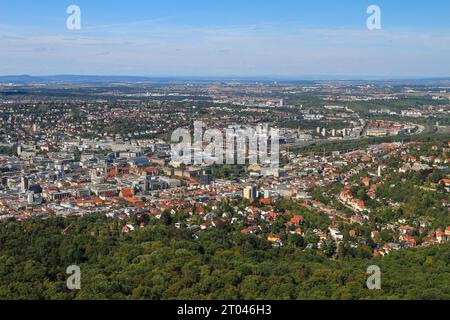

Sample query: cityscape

[0,0,449,308]
[0,77,449,300]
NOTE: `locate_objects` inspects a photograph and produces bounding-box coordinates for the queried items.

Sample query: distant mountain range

[1,74,450,85]
[0,75,164,84]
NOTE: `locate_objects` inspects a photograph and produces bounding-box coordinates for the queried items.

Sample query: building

[20,176,29,193]
[90,184,119,197]
[243,185,257,200]
[329,227,344,241]
[48,191,72,201]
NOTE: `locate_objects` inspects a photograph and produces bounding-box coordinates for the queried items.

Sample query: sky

[1,0,450,78]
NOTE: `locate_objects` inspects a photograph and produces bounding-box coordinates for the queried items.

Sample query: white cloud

[1,23,450,77]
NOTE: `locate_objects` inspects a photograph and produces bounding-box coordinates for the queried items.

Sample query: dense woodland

[0,216,448,300]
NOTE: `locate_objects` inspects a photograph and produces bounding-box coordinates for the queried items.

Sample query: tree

[288,234,305,248]
[160,211,173,226]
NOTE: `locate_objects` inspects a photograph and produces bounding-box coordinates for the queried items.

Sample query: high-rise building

[27,192,35,205]
[20,176,29,193]
[243,185,257,200]
[144,180,150,192]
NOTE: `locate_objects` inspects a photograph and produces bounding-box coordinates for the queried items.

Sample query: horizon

[2,73,450,82]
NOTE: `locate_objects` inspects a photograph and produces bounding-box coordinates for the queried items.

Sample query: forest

[0,215,448,300]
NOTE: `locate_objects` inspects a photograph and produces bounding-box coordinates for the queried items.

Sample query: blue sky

[1,0,450,78]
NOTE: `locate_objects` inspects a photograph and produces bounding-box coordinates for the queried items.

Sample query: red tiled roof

[125,197,142,204]
[120,188,134,197]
